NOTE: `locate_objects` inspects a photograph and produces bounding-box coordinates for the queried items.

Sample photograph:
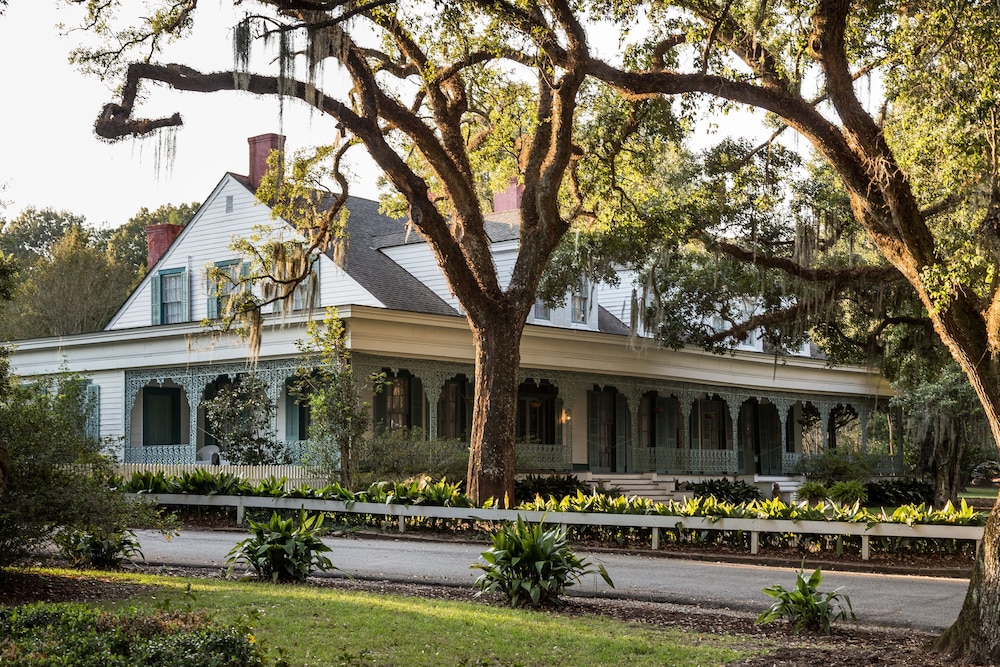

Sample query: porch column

[624,385,644,473]
[417,370,449,442]
[722,393,742,474]
[859,403,870,453]
[559,379,583,471]
[676,390,694,472]
[771,398,793,474]
[818,402,833,450]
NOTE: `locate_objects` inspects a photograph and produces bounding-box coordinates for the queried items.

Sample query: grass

[959,486,998,500]
[38,569,759,666]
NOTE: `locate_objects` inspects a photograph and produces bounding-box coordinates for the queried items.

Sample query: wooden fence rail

[136,493,985,561]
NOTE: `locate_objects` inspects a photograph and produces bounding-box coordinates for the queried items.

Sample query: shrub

[226,509,334,583]
[828,480,868,505]
[204,374,288,465]
[0,603,264,666]
[865,478,934,507]
[0,373,140,568]
[795,481,829,504]
[515,474,589,501]
[793,450,882,484]
[355,427,468,484]
[55,525,143,569]
[757,566,855,634]
[689,478,763,504]
[472,516,613,607]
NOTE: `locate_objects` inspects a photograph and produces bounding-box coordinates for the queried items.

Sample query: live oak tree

[69,0,685,506]
[556,0,1000,659]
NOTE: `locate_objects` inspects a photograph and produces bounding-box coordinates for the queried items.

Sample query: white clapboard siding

[315,252,383,309]
[380,241,462,310]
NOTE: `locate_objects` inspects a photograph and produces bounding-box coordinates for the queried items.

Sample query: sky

[0,2,777,231]
[0,1,381,229]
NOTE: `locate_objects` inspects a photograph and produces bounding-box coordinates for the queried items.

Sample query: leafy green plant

[795,481,829,504]
[123,469,174,493]
[793,450,882,484]
[828,480,868,505]
[55,525,144,569]
[204,374,289,465]
[515,474,589,501]
[0,603,264,666]
[756,566,855,634]
[865,478,933,507]
[226,509,334,583]
[472,516,613,607]
[689,478,764,504]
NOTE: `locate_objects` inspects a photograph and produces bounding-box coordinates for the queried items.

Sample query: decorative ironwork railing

[631,448,741,475]
[516,444,571,472]
[122,445,196,465]
[782,452,802,474]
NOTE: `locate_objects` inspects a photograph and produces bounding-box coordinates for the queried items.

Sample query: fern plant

[472,516,613,607]
[757,566,855,634]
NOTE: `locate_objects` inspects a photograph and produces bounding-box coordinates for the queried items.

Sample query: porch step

[581,473,679,503]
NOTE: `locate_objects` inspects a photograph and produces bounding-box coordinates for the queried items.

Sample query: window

[285,379,311,441]
[150,268,189,325]
[142,386,182,445]
[373,370,426,432]
[571,280,589,324]
[225,195,234,213]
[84,382,100,441]
[438,376,471,440]
[533,298,550,321]
[516,380,558,444]
[276,260,319,314]
[207,260,244,319]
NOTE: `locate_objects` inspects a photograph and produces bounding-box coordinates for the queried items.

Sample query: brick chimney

[248,133,285,191]
[146,224,185,270]
[492,177,524,213]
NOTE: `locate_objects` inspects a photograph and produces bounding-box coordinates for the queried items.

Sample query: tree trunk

[466,312,525,507]
[933,383,1000,660]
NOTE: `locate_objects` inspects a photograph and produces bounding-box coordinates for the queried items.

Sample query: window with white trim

[571,280,589,324]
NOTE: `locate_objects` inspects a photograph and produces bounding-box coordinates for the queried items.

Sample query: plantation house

[8,135,894,498]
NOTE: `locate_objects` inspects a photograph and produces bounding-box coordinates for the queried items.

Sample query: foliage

[793,450,883,484]
[97,201,198,274]
[515,474,590,501]
[54,524,144,569]
[363,476,473,507]
[226,509,333,583]
[0,603,264,667]
[473,516,613,607]
[688,478,763,504]
[757,567,855,634]
[294,309,373,486]
[355,427,469,484]
[795,481,829,504]
[204,375,288,465]
[865,478,934,507]
[0,218,136,340]
[0,371,134,568]
[828,480,868,505]
[0,206,84,263]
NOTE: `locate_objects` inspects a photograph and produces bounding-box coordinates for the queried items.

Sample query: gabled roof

[232,177,459,318]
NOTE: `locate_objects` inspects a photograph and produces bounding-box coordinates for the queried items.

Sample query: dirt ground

[0,563,979,667]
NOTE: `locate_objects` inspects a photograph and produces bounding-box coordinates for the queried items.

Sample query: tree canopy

[64,0,1000,657]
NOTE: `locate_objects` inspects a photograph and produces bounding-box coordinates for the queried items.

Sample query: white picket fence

[134,493,985,562]
[117,464,328,491]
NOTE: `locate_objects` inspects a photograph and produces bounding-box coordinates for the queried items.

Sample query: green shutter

[150,273,162,325]
[587,390,600,471]
[180,268,189,322]
[85,382,100,441]
[616,392,630,472]
[410,375,425,432]
[285,380,300,441]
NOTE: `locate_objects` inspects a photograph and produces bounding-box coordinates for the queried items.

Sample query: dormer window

[534,298,550,321]
[571,280,589,324]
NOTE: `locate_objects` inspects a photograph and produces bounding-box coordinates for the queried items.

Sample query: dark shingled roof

[232,175,458,317]
[598,306,630,336]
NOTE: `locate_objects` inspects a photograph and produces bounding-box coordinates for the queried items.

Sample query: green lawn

[960,486,998,500]
[57,569,760,666]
